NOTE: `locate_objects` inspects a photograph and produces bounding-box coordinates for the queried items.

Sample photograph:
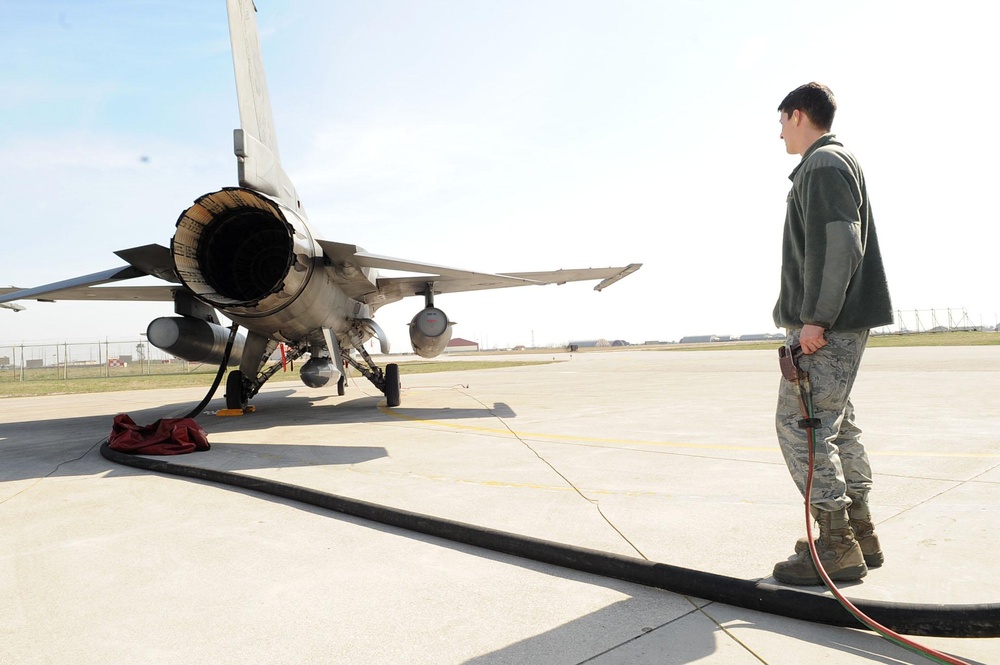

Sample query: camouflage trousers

[775,329,873,512]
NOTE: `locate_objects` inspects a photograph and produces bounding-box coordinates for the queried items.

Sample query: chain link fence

[0,340,216,383]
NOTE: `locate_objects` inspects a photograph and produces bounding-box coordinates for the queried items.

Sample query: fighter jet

[0,0,640,411]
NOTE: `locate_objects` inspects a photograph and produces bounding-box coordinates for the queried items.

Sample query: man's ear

[792,109,801,126]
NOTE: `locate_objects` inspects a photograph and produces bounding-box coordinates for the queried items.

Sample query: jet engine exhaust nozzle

[172,187,317,318]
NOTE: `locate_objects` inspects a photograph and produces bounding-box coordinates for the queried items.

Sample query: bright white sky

[2,1,998,349]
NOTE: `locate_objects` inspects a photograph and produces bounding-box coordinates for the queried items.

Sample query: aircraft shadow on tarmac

[198,389,517,432]
[0,387,516,483]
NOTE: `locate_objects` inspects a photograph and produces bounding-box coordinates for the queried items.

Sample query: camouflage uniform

[773,134,891,512]
[776,328,872,511]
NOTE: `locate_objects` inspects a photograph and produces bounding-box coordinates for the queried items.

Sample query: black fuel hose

[98,440,1000,639]
[181,323,240,420]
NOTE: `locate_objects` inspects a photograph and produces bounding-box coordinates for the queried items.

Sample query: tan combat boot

[794,500,884,567]
[774,507,868,586]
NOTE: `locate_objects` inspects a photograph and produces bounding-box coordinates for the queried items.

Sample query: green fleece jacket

[773,135,892,332]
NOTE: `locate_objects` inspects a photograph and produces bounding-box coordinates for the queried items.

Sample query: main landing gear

[223,341,307,412]
[384,363,400,408]
[344,335,400,407]
[223,337,401,411]
[224,369,251,411]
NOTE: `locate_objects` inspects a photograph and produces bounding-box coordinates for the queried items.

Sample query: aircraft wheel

[225,370,247,410]
[337,374,346,396]
[384,363,401,407]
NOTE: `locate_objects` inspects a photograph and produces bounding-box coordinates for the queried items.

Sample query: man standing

[772,82,892,586]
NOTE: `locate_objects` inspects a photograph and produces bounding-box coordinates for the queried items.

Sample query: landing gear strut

[224,342,307,412]
[344,332,401,407]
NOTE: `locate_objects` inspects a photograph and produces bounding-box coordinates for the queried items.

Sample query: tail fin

[226,0,302,211]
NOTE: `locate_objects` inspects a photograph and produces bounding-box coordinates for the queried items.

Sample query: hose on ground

[98,440,1000,639]
[181,323,240,420]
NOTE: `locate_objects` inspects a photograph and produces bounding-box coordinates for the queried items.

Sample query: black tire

[384,363,401,407]
[225,370,246,410]
[337,374,346,396]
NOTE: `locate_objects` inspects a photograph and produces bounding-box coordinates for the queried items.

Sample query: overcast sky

[2,0,998,349]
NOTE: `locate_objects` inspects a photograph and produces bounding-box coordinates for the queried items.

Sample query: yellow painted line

[378,405,763,451]
[378,405,1000,459]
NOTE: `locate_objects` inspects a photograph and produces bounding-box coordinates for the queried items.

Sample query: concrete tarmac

[2,346,999,664]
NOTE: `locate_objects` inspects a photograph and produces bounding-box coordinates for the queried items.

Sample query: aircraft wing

[504,264,643,292]
[0,279,178,304]
[377,264,641,300]
[318,240,641,306]
[0,243,182,306]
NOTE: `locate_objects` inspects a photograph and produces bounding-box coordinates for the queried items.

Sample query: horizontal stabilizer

[114,243,180,283]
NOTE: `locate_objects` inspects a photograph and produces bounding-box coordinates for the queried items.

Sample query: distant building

[566,338,633,348]
[569,339,612,348]
[680,335,719,344]
[445,338,479,353]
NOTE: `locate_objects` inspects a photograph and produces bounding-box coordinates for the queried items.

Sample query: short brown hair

[778,82,836,131]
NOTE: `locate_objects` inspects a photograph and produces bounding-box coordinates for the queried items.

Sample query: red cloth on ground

[108,414,210,455]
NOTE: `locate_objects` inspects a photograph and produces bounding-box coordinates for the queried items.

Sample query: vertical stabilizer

[226,0,302,211]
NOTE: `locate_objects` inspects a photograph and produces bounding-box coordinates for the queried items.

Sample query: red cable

[801,402,970,664]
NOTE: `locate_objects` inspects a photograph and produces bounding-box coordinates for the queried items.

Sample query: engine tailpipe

[409,307,453,359]
[147,317,245,366]
[171,187,316,318]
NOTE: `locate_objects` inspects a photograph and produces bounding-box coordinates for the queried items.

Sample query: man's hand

[799,324,828,354]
